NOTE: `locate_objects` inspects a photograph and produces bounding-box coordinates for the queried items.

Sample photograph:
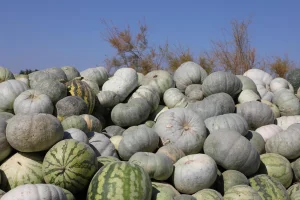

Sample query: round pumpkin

[273,88,300,116]
[118,124,159,160]
[151,182,180,200]
[61,115,88,133]
[154,107,207,155]
[13,89,54,114]
[0,66,14,83]
[185,84,204,102]
[63,128,89,143]
[88,132,117,157]
[243,68,273,86]
[129,152,173,181]
[203,129,260,176]
[216,170,249,194]
[270,77,294,93]
[6,113,64,152]
[55,96,88,121]
[163,88,188,108]
[261,100,281,118]
[236,75,259,94]
[238,89,261,104]
[172,154,218,194]
[244,131,266,154]
[276,115,300,130]
[97,90,121,108]
[173,61,207,92]
[61,65,80,81]
[80,114,102,132]
[255,124,283,142]
[80,67,108,87]
[156,144,185,164]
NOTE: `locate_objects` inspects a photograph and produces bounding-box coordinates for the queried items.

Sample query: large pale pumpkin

[118,124,159,160]
[0,66,14,83]
[187,93,235,120]
[154,107,207,155]
[270,77,294,93]
[273,88,300,116]
[236,75,259,94]
[163,88,188,108]
[13,89,53,114]
[0,120,12,163]
[61,65,80,81]
[0,80,29,113]
[236,101,275,130]
[56,96,88,121]
[202,71,242,98]
[6,113,64,152]
[184,84,204,102]
[255,124,283,142]
[204,113,249,136]
[203,129,260,176]
[265,123,300,159]
[88,132,117,157]
[172,154,217,194]
[173,61,207,92]
[80,67,108,87]
[243,68,273,86]
[276,115,300,130]
[156,144,185,164]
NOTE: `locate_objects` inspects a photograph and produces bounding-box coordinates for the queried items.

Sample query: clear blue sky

[1,0,299,74]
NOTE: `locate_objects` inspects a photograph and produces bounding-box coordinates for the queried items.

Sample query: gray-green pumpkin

[13,89,54,114]
[63,128,89,143]
[204,113,249,136]
[154,107,207,155]
[287,68,300,93]
[187,93,235,120]
[236,101,275,130]
[236,74,259,94]
[273,88,300,116]
[6,113,64,152]
[185,84,204,102]
[61,115,89,133]
[80,67,108,88]
[245,131,266,154]
[216,170,249,194]
[156,144,185,164]
[173,61,207,92]
[61,66,80,81]
[56,96,88,121]
[151,182,180,200]
[118,124,159,160]
[203,129,260,176]
[202,71,242,98]
[0,120,12,163]
[163,88,188,108]
[88,132,117,157]
[111,98,151,127]
[172,154,218,194]
[0,66,15,83]
[0,80,29,113]
[129,152,173,181]
[80,114,102,132]
[103,125,125,137]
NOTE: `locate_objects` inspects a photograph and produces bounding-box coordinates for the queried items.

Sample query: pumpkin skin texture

[80,67,109,87]
[172,154,218,194]
[82,79,100,95]
[243,68,273,86]
[0,66,15,83]
[13,89,54,114]
[204,113,249,136]
[0,152,44,191]
[223,185,262,200]
[14,74,29,86]
[63,128,89,143]
[187,93,235,120]
[261,100,281,118]
[151,182,180,200]
[252,79,274,102]
[236,75,259,94]
[163,88,188,108]
[0,120,12,163]
[258,153,293,188]
[97,90,121,108]
[185,84,204,102]
[0,80,29,113]
[0,112,14,122]
[216,170,249,194]
[203,130,260,176]
[173,61,207,92]
[287,68,300,93]
[265,123,300,160]
[276,115,300,130]
[6,113,64,152]
[88,132,118,157]
[142,69,175,97]
[245,131,266,154]
[273,88,300,116]
[129,152,174,181]
[102,68,138,102]
[129,84,160,112]
[270,77,294,93]
[61,65,80,81]
[29,70,66,87]
[31,79,67,103]
[103,125,125,137]
[80,114,102,132]
[255,124,283,142]
[202,71,242,98]
[236,101,275,130]
[118,124,159,161]
[56,96,88,121]
[43,67,68,82]
[61,115,88,133]
[111,98,151,128]
[156,144,185,164]
[154,107,207,155]
[238,89,261,104]
[1,184,68,200]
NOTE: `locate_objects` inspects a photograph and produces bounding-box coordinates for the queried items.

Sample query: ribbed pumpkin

[66,78,95,114]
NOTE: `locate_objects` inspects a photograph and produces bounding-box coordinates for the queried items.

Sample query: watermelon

[257,153,293,188]
[97,156,119,169]
[249,174,290,200]
[87,161,152,200]
[223,185,262,200]
[192,189,223,200]
[288,183,300,198]
[66,78,96,114]
[0,152,44,191]
[42,139,98,194]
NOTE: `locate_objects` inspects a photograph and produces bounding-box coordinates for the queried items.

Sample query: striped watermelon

[87,161,152,200]
[97,156,119,169]
[288,183,300,198]
[258,153,293,188]
[42,139,98,194]
[249,174,290,200]
[0,152,44,191]
[223,185,262,200]
[66,78,95,114]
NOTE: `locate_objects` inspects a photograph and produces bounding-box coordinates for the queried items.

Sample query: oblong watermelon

[42,139,98,194]
[87,161,152,200]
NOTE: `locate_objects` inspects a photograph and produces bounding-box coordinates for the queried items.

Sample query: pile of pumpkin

[1,62,300,199]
